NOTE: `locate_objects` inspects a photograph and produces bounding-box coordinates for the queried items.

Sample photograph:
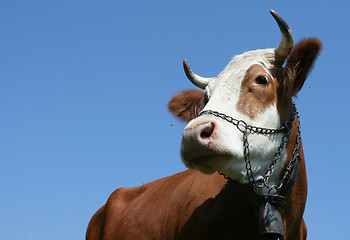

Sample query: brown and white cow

[86,10,321,240]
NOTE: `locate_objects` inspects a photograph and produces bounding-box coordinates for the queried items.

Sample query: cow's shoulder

[86,185,151,240]
[86,170,226,240]
[86,204,105,240]
[106,185,148,212]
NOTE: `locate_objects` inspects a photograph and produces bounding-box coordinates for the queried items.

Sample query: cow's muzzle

[180,121,217,163]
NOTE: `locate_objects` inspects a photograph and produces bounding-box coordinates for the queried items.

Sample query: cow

[86,10,321,240]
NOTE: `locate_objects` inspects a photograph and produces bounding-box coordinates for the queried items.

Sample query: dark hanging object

[259,201,284,239]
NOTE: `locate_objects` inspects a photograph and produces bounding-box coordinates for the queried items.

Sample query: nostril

[200,122,215,139]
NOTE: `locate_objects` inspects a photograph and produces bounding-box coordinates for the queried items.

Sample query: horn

[270,10,294,66]
[183,59,215,89]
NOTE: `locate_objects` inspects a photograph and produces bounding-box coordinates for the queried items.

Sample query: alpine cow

[86,10,321,240]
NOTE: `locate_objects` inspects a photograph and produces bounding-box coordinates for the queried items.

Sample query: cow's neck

[252,117,302,239]
[179,176,262,239]
[216,114,302,239]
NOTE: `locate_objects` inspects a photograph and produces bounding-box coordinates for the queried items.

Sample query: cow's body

[86,10,320,240]
[87,167,306,240]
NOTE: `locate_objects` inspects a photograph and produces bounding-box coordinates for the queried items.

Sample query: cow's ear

[168,89,205,122]
[283,38,322,97]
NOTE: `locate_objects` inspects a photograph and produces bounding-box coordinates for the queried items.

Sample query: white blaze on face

[182,48,287,195]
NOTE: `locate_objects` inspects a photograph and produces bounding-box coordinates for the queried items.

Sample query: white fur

[182,48,287,195]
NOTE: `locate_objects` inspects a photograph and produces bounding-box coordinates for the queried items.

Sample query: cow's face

[168,11,321,194]
[181,49,282,182]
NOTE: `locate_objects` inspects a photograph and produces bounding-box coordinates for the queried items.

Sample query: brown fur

[282,38,322,99]
[86,147,308,240]
[237,64,279,119]
[237,39,321,122]
[168,89,205,122]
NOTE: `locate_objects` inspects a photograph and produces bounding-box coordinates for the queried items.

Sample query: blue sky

[1,1,349,239]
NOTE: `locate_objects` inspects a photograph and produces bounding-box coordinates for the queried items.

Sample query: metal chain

[277,113,301,191]
[199,102,299,193]
[243,130,256,185]
[199,110,288,135]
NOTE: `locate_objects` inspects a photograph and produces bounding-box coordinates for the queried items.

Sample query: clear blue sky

[1,1,349,239]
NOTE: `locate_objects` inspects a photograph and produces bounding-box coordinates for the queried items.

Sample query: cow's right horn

[183,59,216,89]
[270,10,294,66]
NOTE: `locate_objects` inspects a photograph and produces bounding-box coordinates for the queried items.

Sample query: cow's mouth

[182,154,232,175]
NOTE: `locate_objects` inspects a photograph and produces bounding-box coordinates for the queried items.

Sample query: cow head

[169,10,321,195]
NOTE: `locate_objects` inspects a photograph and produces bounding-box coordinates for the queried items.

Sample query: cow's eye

[255,76,269,85]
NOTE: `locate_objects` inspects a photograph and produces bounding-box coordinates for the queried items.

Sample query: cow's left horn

[270,10,294,66]
[183,59,215,89]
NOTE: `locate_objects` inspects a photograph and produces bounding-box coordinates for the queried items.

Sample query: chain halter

[198,102,302,239]
[198,102,301,202]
